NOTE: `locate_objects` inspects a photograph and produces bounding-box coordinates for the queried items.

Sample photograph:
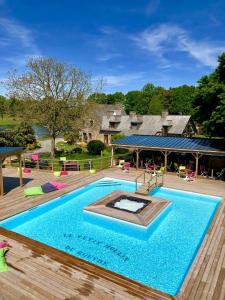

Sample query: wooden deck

[0,167,225,300]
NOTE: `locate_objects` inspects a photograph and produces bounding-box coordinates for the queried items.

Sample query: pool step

[136,182,159,195]
[96,181,122,187]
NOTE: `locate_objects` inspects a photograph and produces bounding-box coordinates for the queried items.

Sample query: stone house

[80,104,197,145]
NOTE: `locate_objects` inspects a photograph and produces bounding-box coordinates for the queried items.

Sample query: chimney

[161,108,169,119]
[129,111,136,118]
[106,110,114,117]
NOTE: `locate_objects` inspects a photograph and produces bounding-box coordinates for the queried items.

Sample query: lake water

[0,124,50,138]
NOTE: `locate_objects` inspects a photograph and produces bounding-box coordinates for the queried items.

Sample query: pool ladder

[135,171,164,195]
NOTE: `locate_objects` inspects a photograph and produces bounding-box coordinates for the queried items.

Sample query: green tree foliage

[0,122,36,148]
[7,57,92,157]
[88,93,108,104]
[0,95,8,119]
[204,97,225,137]
[124,91,144,113]
[87,140,105,155]
[124,84,166,115]
[148,87,164,114]
[8,97,22,120]
[88,92,125,105]
[108,92,125,104]
[193,52,225,137]
[169,85,196,115]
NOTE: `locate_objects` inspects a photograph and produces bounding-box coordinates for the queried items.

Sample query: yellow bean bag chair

[89,169,96,174]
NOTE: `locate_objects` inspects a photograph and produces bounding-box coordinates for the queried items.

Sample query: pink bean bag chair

[31,154,39,161]
[0,241,10,248]
[23,168,31,173]
[49,181,68,190]
[60,170,68,176]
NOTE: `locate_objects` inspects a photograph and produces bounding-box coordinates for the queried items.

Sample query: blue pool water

[0,178,221,295]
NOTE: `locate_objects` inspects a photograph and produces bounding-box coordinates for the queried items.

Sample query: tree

[8,96,22,120]
[0,96,8,119]
[148,87,164,114]
[205,96,225,137]
[124,91,144,114]
[108,92,125,104]
[0,122,36,148]
[169,85,195,115]
[7,57,92,157]
[141,83,155,114]
[88,93,108,104]
[193,52,225,137]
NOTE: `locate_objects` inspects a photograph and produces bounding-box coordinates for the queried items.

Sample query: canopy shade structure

[111,135,225,175]
[111,135,225,155]
[0,147,24,196]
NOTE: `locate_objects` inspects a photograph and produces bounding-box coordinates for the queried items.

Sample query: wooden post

[161,151,170,172]
[18,155,23,187]
[136,149,139,170]
[164,151,168,172]
[192,153,202,177]
[195,153,199,177]
[111,147,114,167]
[100,151,103,170]
[0,158,3,196]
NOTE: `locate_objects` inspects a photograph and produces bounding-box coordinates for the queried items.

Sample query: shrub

[87,140,105,155]
[71,147,82,154]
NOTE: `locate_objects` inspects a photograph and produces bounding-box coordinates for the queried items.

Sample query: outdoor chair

[216,168,225,181]
[39,160,49,170]
[84,161,93,170]
[200,165,208,177]
[178,166,186,177]
[118,160,125,168]
[122,162,130,173]
[156,166,165,174]
[184,171,196,181]
[173,162,179,173]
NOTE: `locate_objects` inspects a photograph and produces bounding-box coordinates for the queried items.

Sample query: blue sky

[0,0,225,94]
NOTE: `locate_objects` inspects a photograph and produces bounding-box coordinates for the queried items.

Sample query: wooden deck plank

[0,167,224,300]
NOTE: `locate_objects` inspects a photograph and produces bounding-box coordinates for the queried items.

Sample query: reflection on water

[0,124,50,138]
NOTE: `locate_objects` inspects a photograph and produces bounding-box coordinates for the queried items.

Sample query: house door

[104,134,109,144]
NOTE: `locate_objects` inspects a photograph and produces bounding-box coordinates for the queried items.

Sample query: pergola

[0,147,24,196]
[111,135,225,176]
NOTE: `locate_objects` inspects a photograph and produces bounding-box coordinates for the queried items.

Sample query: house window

[83,132,87,143]
[90,120,94,127]
[88,133,92,140]
[130,122,139,129]
[109,122,117,129]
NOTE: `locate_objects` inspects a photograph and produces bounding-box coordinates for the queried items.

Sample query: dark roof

[112,135,225,155]
[0,147,23,158]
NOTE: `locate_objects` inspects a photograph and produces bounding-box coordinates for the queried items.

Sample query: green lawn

[0,117,20,126]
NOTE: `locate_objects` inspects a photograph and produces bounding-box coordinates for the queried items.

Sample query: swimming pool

[0,177,221,296]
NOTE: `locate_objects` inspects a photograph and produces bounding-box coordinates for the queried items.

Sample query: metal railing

[135,170,164,192]
[7,155,114,173]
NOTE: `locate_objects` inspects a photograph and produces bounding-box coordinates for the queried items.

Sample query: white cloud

[0,17,38,50]
[133,24,224,67]
[95,73,144,87]
[97,53,120,62]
